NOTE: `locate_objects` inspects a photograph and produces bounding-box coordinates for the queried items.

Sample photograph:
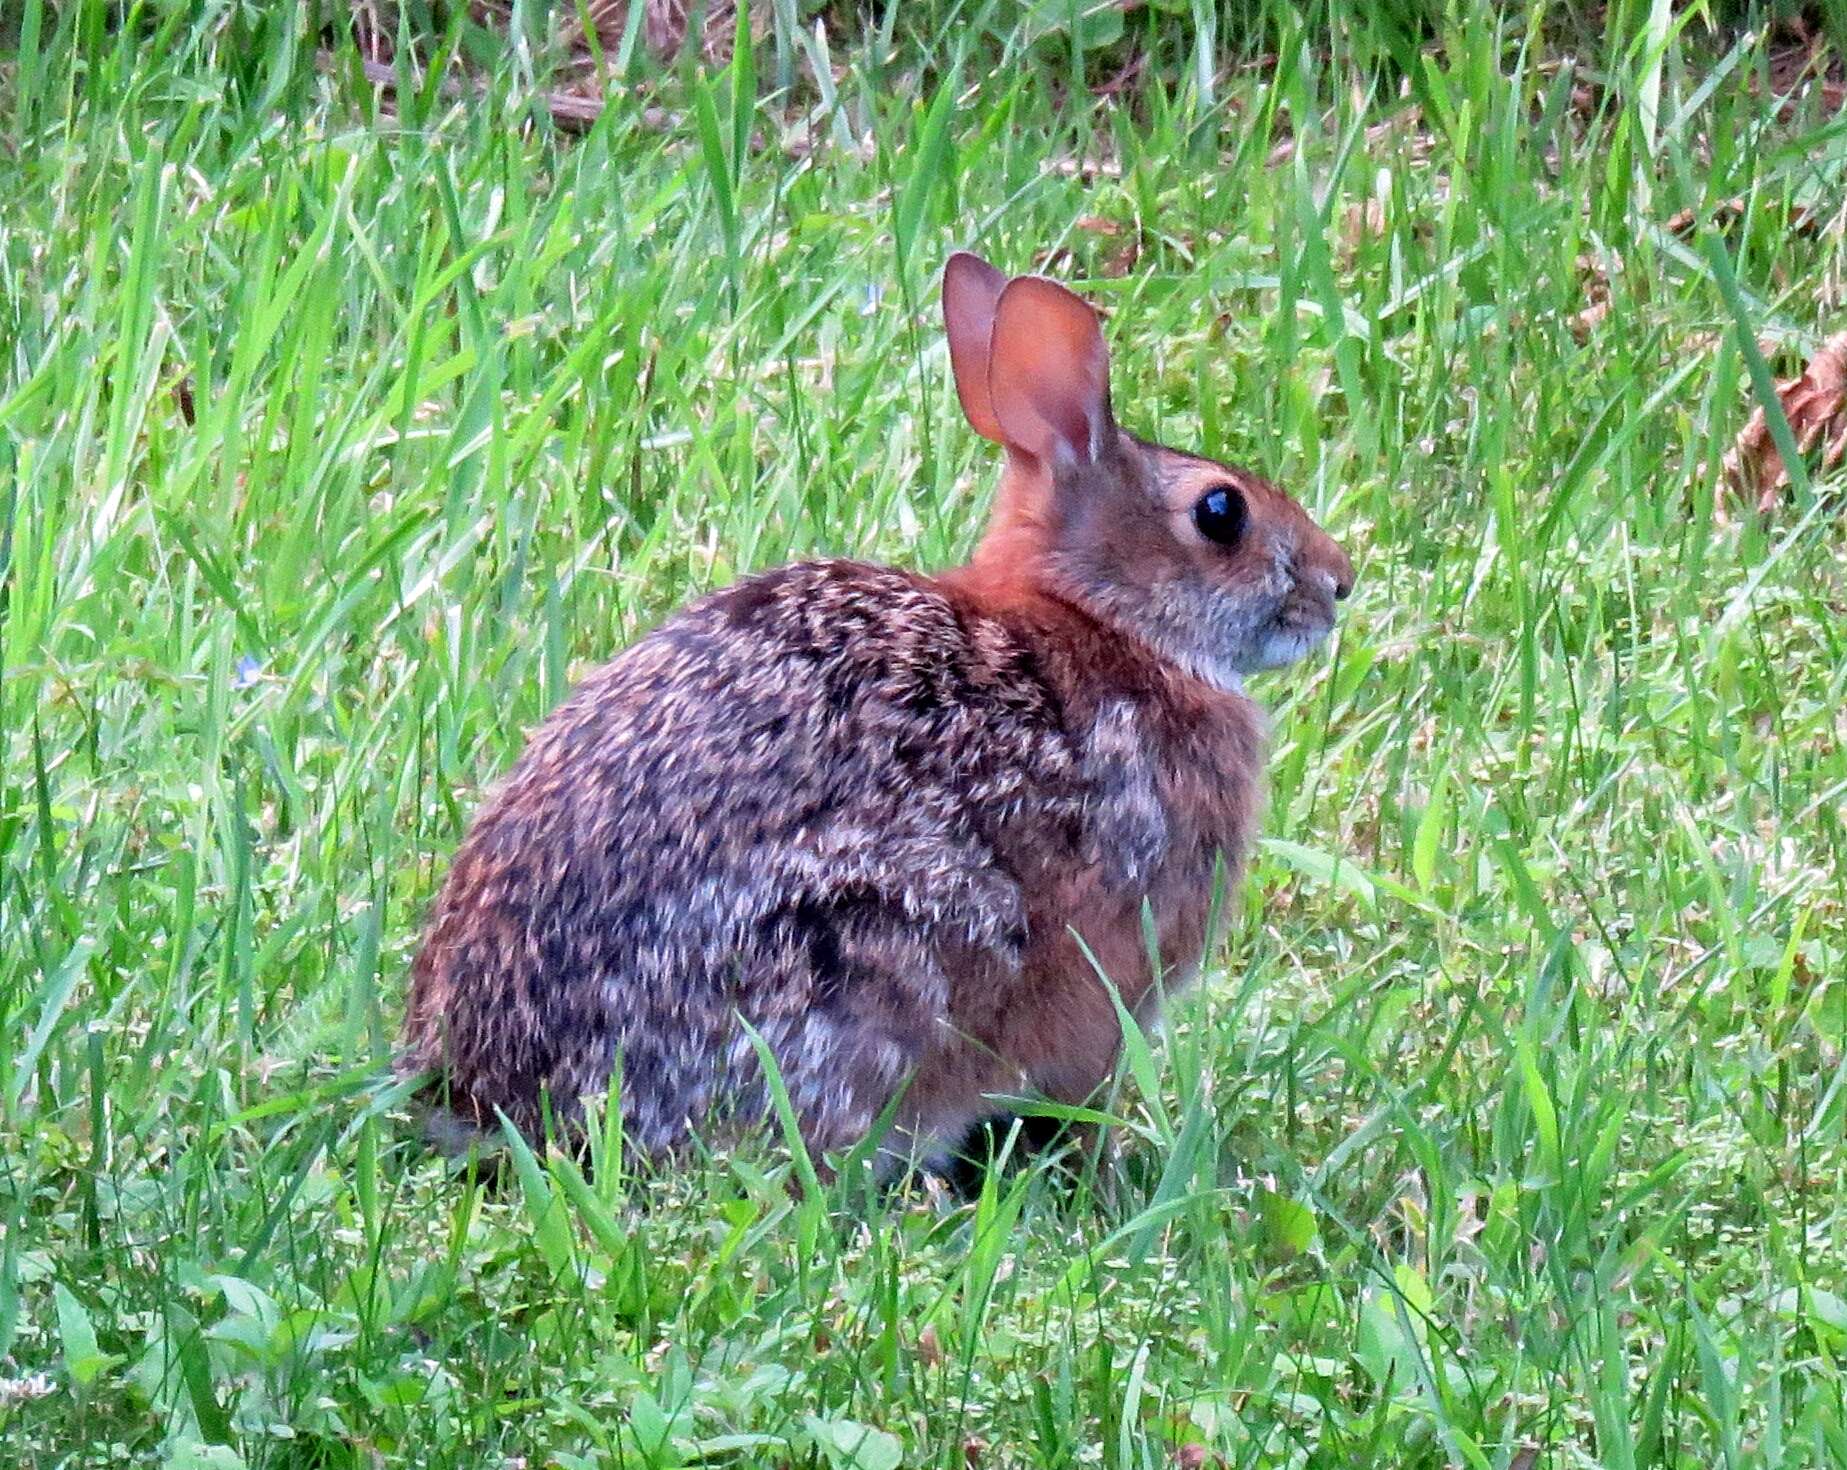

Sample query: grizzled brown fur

[400,251,1354,1169]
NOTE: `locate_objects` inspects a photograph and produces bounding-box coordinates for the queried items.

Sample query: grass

[4,0,1847,1465]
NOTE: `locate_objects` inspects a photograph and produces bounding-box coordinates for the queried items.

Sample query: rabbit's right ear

[986,275,1112,467]
[943,252,1009,443]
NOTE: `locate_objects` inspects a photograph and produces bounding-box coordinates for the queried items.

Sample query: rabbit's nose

[1316,538,1355,601]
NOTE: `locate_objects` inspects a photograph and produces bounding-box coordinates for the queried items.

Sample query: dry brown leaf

[1092,50,1147,100]
[1571,298,1611,342]
[1334,196,1392,269]
[1101,239,1143,277]
[1068,217,1148,277]
[1569,251,1614,344]
[1343,197,1386,242]
[1030,245,1081,276]
[1760,20,1846,121]
[1667,196,1828,240]
[1723,331,1847,512]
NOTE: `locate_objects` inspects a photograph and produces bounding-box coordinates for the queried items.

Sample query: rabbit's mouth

[1247,576,1341,671]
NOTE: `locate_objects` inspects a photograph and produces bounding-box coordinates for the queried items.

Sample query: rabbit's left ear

[986,274,1113,467]
[943,252,1009,443]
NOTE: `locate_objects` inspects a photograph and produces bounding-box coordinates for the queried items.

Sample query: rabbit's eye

[1192,485,1247,548]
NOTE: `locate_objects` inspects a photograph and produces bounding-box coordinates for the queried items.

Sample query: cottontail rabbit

[400,251,1354,1172]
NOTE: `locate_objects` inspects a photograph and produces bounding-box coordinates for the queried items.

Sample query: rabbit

[398,249,1354,1175]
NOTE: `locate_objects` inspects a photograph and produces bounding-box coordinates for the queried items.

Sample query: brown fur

[399,252,1353,1171]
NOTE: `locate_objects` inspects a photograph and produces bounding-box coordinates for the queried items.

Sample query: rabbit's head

[944,252,1353,692]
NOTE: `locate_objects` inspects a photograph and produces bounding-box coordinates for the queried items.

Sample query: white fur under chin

[1162,620,1338,695]
[1162,639,1256,697]
[1252,625,1330,671]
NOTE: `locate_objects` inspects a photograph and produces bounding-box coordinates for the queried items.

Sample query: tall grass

[3,1,1846,1465]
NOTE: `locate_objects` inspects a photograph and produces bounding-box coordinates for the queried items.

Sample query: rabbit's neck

[963,454,1059,571]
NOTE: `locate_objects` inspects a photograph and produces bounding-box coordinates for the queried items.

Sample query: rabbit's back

[401,559,1089,1154]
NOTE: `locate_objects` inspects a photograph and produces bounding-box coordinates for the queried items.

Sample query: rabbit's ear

[943,252,1009,442]
[987,275,1113,466]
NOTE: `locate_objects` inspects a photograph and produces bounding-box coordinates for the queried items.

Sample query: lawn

[4,2,1847,1465]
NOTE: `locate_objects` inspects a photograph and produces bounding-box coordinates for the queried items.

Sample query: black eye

[1192,485,1247,547]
